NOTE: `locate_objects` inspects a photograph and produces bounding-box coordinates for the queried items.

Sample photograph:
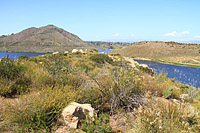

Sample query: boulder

[52,51,59,55]
[64,51,69,54]
[61,102,96,129]
[72,49,78,53]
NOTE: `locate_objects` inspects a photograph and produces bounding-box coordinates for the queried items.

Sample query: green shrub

[0,57,24,80]
[163,86,173,99]
[0,58,31,97]
[90,54,113,64]
[3,86,77,132]
[18,56,30,61]
[0,77,31,97]
[80,113,112,132]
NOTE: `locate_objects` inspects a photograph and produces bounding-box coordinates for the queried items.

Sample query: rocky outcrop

[61,102,96,129]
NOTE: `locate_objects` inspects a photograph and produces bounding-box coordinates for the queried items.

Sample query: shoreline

[133,57,200,68]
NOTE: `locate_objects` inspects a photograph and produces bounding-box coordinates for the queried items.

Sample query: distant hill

[112,41,200,66]
[0,25,98,52]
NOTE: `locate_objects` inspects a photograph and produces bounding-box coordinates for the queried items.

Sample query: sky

[1,0,200,43]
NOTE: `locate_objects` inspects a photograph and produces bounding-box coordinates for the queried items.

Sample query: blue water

[98,50,112,53]
[135,59,200,87]
[0,52,50,59]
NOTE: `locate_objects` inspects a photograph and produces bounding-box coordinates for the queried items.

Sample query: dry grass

[112,41,200,66]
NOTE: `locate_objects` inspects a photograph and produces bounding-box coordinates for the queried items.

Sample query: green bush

[163,86,173,99]
[0,57,24,80]
[80,113,112,132]
[0,77,31,97]
[90,54,113,64]
[0,58,31,97]
[4,86,77,132]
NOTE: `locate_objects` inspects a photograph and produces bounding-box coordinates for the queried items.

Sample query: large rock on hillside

[61,102,96,129]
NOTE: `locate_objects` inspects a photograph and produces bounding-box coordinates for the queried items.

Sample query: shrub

[163,86,173,99]
[133,100,200,132]
[80,113,112,132]
[0,57,24,80]
[0,77,31,97]
[0,58,31,97]
[3,86,77,132]
[90,54,113,64]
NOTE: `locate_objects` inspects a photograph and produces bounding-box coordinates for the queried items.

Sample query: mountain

[0,25,97,52]
[112,41,200,66]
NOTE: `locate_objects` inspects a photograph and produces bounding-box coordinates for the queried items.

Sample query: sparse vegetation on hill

[0,50,200,132]
[112,41,200,67]
[0,26,130,52]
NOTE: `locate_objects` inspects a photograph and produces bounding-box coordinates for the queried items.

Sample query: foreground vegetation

[0,50,200,132]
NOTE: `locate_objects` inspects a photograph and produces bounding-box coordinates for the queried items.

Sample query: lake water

[0,52,50,59]
[135,59,200,88]
[98,50,112,53]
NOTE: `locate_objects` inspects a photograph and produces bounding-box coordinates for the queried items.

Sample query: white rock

[139,64,148,68]
[52,51,59,55]
[62,102,96,129]
[72,49,79,53]
[64,51,69,54]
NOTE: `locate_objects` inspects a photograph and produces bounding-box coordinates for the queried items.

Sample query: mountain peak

[0,25,86,52]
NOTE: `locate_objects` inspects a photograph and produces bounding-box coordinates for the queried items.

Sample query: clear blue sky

[1,0,200,42]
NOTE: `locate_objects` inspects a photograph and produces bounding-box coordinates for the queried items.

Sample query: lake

[98,50,113,53]
[0,50,112,59]
[0,52,50,59]
[135,59,200,88]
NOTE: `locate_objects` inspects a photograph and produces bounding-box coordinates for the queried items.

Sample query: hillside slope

[0,25,97,52]
[112,41,200,66]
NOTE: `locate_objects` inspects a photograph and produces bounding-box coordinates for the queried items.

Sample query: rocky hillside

[0,25,98,52]
[112,41,200,66]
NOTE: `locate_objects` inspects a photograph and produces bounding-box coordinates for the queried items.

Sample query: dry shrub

[22,61,53,89]
[142,73,176,97]
[133,100,200,132]
[3,86,77,132]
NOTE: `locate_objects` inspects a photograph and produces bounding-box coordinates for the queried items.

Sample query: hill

[112,41,200,67]
[0,25,100,52]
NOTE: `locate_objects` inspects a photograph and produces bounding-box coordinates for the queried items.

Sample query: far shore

[133,57,200,68]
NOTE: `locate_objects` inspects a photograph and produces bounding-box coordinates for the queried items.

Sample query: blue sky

[1,0,200,42]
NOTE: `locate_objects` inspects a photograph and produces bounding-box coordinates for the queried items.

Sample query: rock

[79,49,84,53]
[53,51,59,55]
[61,102,96,129]
[139,64,148,68]
[180,94,189,102]
[72,49,78,53]
[64,51,69,54]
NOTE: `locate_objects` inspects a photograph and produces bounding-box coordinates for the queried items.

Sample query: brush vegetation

[0,50,200,132]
